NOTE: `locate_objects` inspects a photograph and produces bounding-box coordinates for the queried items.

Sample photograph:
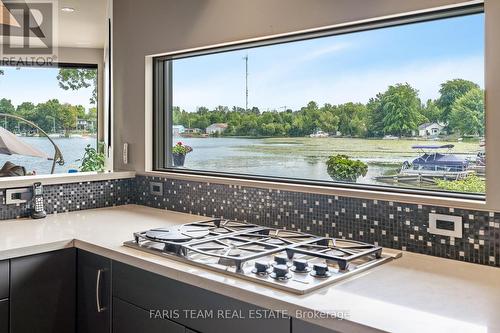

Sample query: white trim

[0,171,135,189]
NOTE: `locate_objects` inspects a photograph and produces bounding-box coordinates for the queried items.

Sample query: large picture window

[154,8,485,197]
[0,64,98,176]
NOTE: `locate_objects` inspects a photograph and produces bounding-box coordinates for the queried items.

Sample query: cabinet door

[77,250,112,333]
[0,299,7,333]
[113,297,185,333]
[0,260,8,299]
[292,318,340,333]
[10,249,76,333]
[113,261,290,333]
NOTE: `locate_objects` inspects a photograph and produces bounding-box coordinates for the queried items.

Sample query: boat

[309,130,329,138]
[382,135,399,140]
[399,145,473,180]
[376,144,473,184]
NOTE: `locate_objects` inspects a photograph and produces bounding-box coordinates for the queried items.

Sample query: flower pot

[172,153,186,167]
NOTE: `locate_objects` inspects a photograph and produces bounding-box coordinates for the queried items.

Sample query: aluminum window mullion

[164,61,173,168]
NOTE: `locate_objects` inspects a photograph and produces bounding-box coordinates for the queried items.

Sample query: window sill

[140,170,488,211]
[0,171,136,189]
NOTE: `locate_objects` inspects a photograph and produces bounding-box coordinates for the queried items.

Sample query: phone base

[31,211,47,219]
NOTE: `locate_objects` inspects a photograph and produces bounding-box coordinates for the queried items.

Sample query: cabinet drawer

[113,297,184,333]
[0,299,8,333]
[113,261,290,333]
[0,261,8,300]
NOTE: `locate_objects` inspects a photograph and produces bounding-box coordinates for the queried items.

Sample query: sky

[173,13,484,112]
[0,66,95,110]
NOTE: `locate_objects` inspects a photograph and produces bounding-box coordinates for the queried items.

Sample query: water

[0,137,96,175]
[177,137,400,185]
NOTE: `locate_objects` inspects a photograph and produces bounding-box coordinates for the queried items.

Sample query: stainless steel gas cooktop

[124,219,401,294]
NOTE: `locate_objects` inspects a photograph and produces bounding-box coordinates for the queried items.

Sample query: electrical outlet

[150,182,163,196]
[5,188,32,204]
[428,213,462,238]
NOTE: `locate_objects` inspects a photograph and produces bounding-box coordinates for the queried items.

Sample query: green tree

[317,103,339,133]
[436,79,479,123]
[56,103,80,134]
[368,83,421,137]
[34,99,62,132]
[335,103,367,136]
[420,99,442,124]
[448,88,484,136]
[57,68,97,104]
[0,98,16,130]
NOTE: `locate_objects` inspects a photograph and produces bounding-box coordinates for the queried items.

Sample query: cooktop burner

[145,226,210,242]
[124,218,401,294]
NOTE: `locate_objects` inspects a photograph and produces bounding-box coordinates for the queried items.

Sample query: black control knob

[274,255,288,265]
[312,263,329,277]
[272,264,289,278]
[253,261,270,274]
[292,259,309,272]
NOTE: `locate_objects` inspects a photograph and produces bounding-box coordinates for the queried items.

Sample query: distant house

[418,122,444,137]
[206,123,228,135]
[173,125,185,136]
[184,128,202,134]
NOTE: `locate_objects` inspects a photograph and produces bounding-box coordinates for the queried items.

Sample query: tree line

[0,67,97,135]
[173,79,484,138]
[0,98,97,135]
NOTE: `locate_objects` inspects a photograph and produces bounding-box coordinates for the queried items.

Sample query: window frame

[152,3,486,202]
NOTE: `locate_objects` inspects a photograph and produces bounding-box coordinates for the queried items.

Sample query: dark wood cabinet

[113,261,290,333]
[0,260,8,300]
[292,318,340,333]
[10,249,76,333]
[113,297,185,333]
[77,250,112,333]
[0,299,8,333]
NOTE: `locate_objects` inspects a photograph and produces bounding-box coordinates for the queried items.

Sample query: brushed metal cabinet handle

[96,268,107,313]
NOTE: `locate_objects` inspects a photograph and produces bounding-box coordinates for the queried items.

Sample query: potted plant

[79,142,106,172]
[326,154,368,182]
[172,142,193,167]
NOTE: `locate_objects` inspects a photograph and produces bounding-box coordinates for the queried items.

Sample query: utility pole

[243,54,248,111]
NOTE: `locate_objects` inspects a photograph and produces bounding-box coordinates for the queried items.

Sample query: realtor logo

[0,0,57,65]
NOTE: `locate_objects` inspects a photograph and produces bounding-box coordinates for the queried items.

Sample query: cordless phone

[31,182,46,219]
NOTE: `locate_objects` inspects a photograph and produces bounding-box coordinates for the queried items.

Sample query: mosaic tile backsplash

[136,175,500,267]
[0,178,135,220]
[1,175,498,268]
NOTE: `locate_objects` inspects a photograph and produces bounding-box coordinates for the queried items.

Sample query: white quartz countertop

[0,205,498,333]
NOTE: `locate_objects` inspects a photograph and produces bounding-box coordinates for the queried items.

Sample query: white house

[173,125,185,136]
[206,123,228,135]
[418,122,444,137]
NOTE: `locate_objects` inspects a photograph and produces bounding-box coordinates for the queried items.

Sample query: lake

[0,136,480,189]
[176,137,480,186]
[0,136,96,175]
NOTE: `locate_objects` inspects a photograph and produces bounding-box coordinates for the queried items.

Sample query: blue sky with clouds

[0,66,95,110]
[173,13,484,112]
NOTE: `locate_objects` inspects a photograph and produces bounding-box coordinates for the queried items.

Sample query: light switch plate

[428,213,462,238]
[123,142,128,164]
